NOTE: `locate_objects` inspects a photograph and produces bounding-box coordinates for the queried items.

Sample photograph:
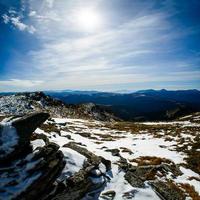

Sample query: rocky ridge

[0,92,117,121]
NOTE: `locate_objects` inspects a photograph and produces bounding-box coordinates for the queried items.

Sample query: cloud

[26,10,193,77]
[1,0,199,91]
[2,11,36,34]
[45,0,55,8]
[0,79,43,92]
[2,14,10,23]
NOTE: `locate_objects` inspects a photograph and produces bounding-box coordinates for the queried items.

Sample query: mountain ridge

[0,91,117,121]
[46,89,200,121]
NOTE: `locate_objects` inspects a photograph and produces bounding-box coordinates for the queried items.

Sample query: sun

[74,8,102,32]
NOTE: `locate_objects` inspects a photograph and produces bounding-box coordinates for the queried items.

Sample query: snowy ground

[34,116,200,200]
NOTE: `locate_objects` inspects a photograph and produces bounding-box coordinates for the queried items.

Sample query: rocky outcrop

[0,113,65,200]
[53,142,111,200]
[0,112,50,163]
[117,156,185,198]
[64,142,111,171]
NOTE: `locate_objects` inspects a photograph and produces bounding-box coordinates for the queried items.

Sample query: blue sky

[0,0,200,92]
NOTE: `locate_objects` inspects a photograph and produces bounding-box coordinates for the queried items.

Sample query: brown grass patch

[180,183,200,200]
[0,115,6,122]
[129,156,171,166]
[40,123,60,134]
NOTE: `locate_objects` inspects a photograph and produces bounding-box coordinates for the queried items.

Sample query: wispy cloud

[0,79,43,92]
[2,8,36,34]
[1,0,199,91]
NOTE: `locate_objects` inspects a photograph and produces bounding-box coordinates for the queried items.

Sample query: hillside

[0,92,117,121]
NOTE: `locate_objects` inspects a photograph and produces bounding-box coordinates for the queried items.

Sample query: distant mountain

[46,89,200,121]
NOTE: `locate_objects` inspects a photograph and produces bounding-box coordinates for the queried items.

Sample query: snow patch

[0,122,19,157]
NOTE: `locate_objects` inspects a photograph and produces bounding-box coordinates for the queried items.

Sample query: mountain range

[45,89,200,121]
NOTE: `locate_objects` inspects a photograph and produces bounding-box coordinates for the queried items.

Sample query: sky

[0,0,200,92]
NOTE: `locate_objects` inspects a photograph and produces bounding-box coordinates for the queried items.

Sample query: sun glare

[75,8,102,32]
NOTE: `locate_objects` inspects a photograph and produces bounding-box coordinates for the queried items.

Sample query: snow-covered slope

[32,114,200,200]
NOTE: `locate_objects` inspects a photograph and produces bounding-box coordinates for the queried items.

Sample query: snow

[0,121,19,157]
[34,117,200,198]
[175,167,200,193]
[133,187,160,200]
[131,135,184,163]
[140,120,200,127]
[141,121,191,125]
[31,139,46,150]
[179,115,193,119]
[59,147,86,180]
[99,165,134,199]
[0,151,42,200]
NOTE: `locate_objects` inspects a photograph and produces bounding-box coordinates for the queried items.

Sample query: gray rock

[105,148,120,156]
[0,112,49,162]
[12,112,50,143]
[0,113,65,200]
[55,142,110,200]
[124,171,145,188]
[150,180,186,200]
[101,190,116,200]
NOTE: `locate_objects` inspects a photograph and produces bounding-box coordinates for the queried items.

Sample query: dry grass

[0,115,6,122]
[180,183,200,200]
[166,180,186,199]
[94,133,125,141]
[40,123,60,134]
[107,120,200,175]
[129,156,171,166]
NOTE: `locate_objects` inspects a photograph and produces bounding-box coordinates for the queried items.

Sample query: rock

[150,180,186,200]
[117,157,130,170]
[12,112,50,139]
[105,148,120,156]
[0,113,65,200]
[76,131,91,138]
[0,112,49,163]
[52,169,93,200]
[31,132,50,145]
[64,142,111,172]
[57,122,67,126]
[99,156,112,171]
[124,171,145,188]
[56,142,110,200]
[122,189,138,199]
[63,142,101,166]
[101,190,116,200]
[63,134,72,140]
[118,156,183,190]
[120,147,133,154]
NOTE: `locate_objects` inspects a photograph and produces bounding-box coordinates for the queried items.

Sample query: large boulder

[0,112,50,162]
[0,113,65,200]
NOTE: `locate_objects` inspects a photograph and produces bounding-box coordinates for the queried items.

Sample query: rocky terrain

[0,92,117,121]
[0,94,199,200]
[0,113,65,200]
